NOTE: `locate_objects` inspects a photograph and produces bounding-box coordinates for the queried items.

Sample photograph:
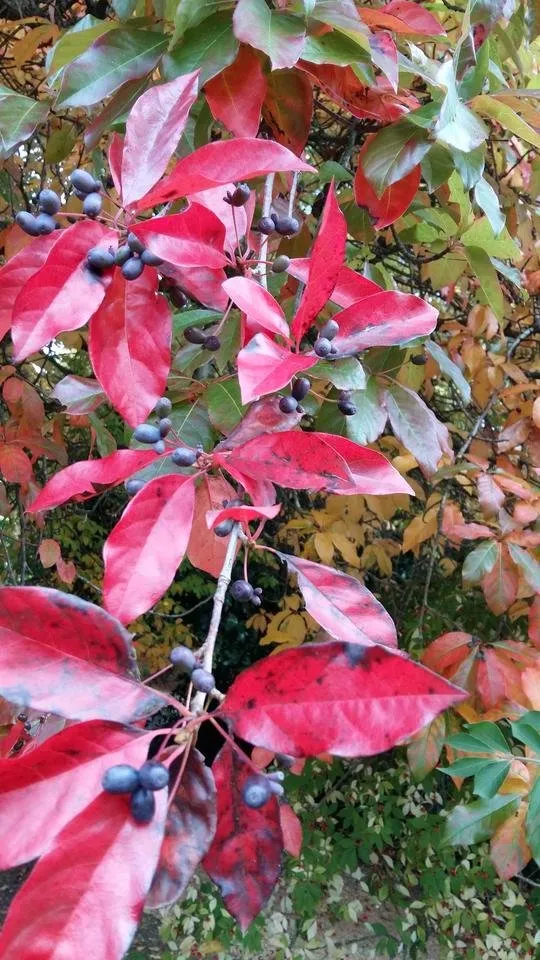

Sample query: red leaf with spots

[147,749,217,908]
[354,138,420,228]
[28,449,159,513]
[187,474,238,578]
[207,503,281,529]
[103,473,196,624]
[202,741,283,930]
[205,46,266,138]
[0,232,61,340]
[134,137,315,209]
[0,789,167,960]
[89,268,172,427]
[332,292,438,356]
[237,333,316,404]
[130,206,227,270]
[223,276,290,340]
[220,641,466,758]
[0,720,158,869]
[11,221,117,361]
[291,184,347,344]
[275,553,397,647]
[288,259,381,307]
[0,586,165,722]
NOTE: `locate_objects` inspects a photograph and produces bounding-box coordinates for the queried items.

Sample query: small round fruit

[87,247,115,270]
[411,354,427,365]
[102,764,140,794]
[71,169,98,194]
[134,423,161,444]
[15,211,40,236]
[130,787,156,824]
[169,286,188,309]
[314,337,332,358]
[115,244,131,266]
[184,326,207,345]
[35,212,57,235]
[125,479,145,496]
[171,447,197,467]
[320,319,339,341]
[38,189,60,214]
[338,399,357,416]
[272,255,291,274]
[205,335,221,351]
[139,761,170,792]
[274,215,300,236]
[292,377,310,401]
[279,395,297,414]
[191,668,215,694]
[127,232,145,254]
[268,770,285,782]
[155,397,172,417]
[214,518,234,537]
[122,257,145,281]
[158,417,172,437]
[257,216,276,235]
[230,580,254,602]
[330,344,338,355]
[153,440,165,454]
[268,780,285,797]
[228,183,250,206]
[83,192,102,217]
[242,776,272,809]
[251,595,262,607]
[141,249,164,266]
[254,587,263,596]
[169,645,196,672]
[276,753,295,768]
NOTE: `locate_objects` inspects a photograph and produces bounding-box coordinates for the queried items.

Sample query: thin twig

[288,171,299,216]
[257,173,275,289]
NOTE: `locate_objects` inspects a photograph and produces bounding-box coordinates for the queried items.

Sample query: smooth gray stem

[288,171,299,215]
[257,172,275,288]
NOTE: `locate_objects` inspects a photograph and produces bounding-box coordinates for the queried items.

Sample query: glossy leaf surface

[28,449,159,512]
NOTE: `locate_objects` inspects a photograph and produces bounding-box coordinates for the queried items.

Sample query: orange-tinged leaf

[529,596,540,648]
[422,632,474,673]
[406,714,446,780]
[56,557,77,585]
[279,803,303,857]
[476,649,507,710]
[499,760,530,797]
[482,544,519,615]
[0,446,32,483]
[490,802,531,880]
[521,667,540,710]
[532,397,540,429]
[38,539,61,569]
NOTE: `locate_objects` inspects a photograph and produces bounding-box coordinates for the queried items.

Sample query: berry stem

[142,663,173,685]
[288,171,299,216]
[256,172,275,289]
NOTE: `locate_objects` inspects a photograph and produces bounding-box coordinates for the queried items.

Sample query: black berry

[279,396,297,414]
[171,447,197,467]
[272,255,291,273]
[242,776,272,809]
[134,423,161,444]
[226,183,250,206]
[338,398,357,416]
[214,518,234,537]
[205,335,221,351]
[314,337,332,358]
[71,169,99,194]
[155,397,172,417]
[115,245,131,265]
[274,215,300,236]
[130,787,155,824]
[102,764,140,794]
[230,580,254,602]
[15,211,40,236]
[139,761,170,791]
[320,319,339,341]
[38,189,60,215]
[127,232,145,254]
[83,192,102,217]
[257,216,276,235]
[122,257,144,281]
[169,286,188,309]
[35,212,56,235]
[125,479,145,496]
[184,326,207,345]
[87,247,115,270]
[141,249,164,266]
[169,645,196,672]
[292,377,310,401]
[411,354,427,365]
[191,668,215,693]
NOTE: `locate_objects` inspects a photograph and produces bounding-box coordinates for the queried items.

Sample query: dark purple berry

[122,257,144,281]
[230,580,254,602]
[257,216,276,235]
[169,286,188,309]
[242,776,272,809]
[205,335,221,351]
[320,319,339,341]
[411,354,427,365]
[127,232,145,254]
[102,764,140,794]
[330,344,338,355]
[87,247,115,270]
[35,212,56,235]
[226,183,250,206]
[169,645,196,672]
[155,397,172,417]
[125,479,146,496]
[139,761,170,791]
[171,447,197,467]
[130,787,155,823]
[153,440,166,453]
[115,244,131,265]
[141,249,164,266]
[251,595,262,607]
[38,189,60,214]
[83,192,102,217]
[277,753,295,768]
[274,215,300,236]
[338,399,357,416]
[158,417,172,437]
[279,395,298,414]
[254,587,263,596]
[71,169,99,194]
[314,337,332,358]
[134,423,161,444]
[184,326,207,345]
[15,211,40,236]
[191,668,215,694]
[214,518,234,537]
[272,255,291,274]
[292,378,310,401]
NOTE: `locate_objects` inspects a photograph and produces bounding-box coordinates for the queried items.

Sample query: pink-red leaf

[147,749,217,908]
[291,184,347,344]
[223,276,290,339]
[202,741,282,930]
[122,72,199,207]
[366,0,443,35]
[207,503,281,528]
[221,641,466,758]
[0,445,32,483]
[135,137,315,209]
[216,396,303,451]
[187,474,238,577]
[103,473,196,623]
[0,720,157,869]
[205,46,266,138]
[89,268,172,427]
[276,552,397,647]
[11,221,117,360]
[279,803,303,857]
[332,291,438,356]
[130,205,227,270]
[28,449,159,513]
[0,789,167,960]
[0,232,61,340]
[288,259,381,307]
[237,333,316,404]
[355,139,420,229]
[51,375,106,415]
[108,133,124,198]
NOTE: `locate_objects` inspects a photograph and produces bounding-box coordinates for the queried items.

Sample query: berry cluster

[15,188,62,236]
[313,318,340,358]
[102,760,170,824]
[279,376,311,415]
[256,213,300,237]
[86,232,163,281]
[242,771,285,809]
[169,644,215,694]
[230,579,263,607]
[184,326,221,351]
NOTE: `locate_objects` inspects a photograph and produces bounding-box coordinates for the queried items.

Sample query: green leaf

[444,795,519,846]
[0,88,50,159]
[360,121,431,196]
[89,414,117,457]
[474,177,505,237]
[508,543,540,593]
[44,123,78,162]
[434,59,487,153]
[313,357,366,390]
[56,29,167,108]
[318,160,353,185]
[112,0,138,18]
[173,0,233,40]
[170,399,214,449]
[426,340,471,404]
[48,16,118,77]
[421,144,455,192]
[462,540,498,584]
[312,0,370,48]
[473,760,511,799]
[164,11,238,85]
[233,0,306,70]
[447,722,510,754]
[464,246,503,319]
[439,757,495,778]
[448,144,485,189]
[206,379,244,434]
[526,779,540,865]
[315,378,387,445]
[511,713,540,754]
[472,94,540,149]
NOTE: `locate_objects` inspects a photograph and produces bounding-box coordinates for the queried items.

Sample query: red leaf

[442,503,494,541]
[237,333,316,404]
[0,720,157,869]
[279,803,302,857]
[275,552,397,647]
[190,183,256,258]
[219,430,412,495]
[216,396,302,451]
[354,139,420,229]
[477,649,507,710]
[122,72,199,207]
[147,749,217,908]
[11,221,117,361]
[163,263,228,311]
[135,137,315,209]
[0,232,60,340]
[422,632,474,673]
[28,449,159,513]
[0,789,167,960]
[220,641,466,758]
[0,445,32,483]
[363,0,443,35]
[187,474,238,578]
[103,474,196,623]
[89,268,172,427]
[288,258,381,307]
[223,276,290,340]
[108,132,124,198]
[130,205,227,270]
[291,184,347,344]
[332,291,438,356]
[298,63,417,122]
[38,538,61,567]
[202,741,282,930]
[369,30,398,91]
[207,503,281,528]
[51,375,106,415]
[205,46,266,138]
[262,68,313,155]
[482,543,519,615]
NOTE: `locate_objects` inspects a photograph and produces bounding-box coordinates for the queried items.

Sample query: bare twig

[257,172,275,288]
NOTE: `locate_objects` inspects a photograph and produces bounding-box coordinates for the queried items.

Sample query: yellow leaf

[331,533,360,567]
[533,396,540,429]
[12,24,58,66]
[402,513,436,554]
[499,760,530,796]
[314,531,334,565]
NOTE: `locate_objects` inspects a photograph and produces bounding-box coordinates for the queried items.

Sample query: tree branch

[257,172,275,289]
